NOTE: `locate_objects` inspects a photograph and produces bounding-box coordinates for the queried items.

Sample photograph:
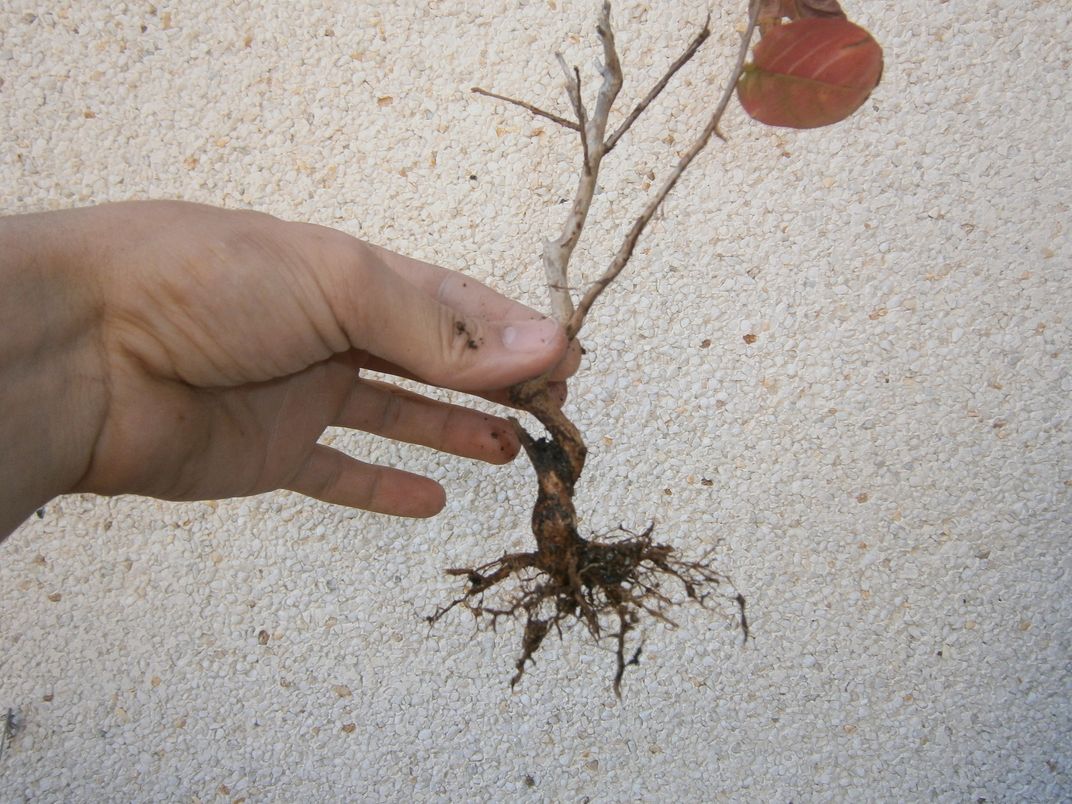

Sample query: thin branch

[568,0,762,340]
[553,56,591,172]
[605,14,712,153]
[470,86,579,131]
[555,53,587,130]
[540,2,624,326]
[589,1,623,142]
[573,66,591,171]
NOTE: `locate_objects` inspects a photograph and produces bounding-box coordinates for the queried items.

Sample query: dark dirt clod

[453,319,481,349]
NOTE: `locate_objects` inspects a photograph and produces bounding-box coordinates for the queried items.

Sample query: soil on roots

[427,378,748,695]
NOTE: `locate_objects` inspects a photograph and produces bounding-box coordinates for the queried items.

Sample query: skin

[0,200,580,541]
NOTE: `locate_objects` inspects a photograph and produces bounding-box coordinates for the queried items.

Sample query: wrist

[0,207,108,539]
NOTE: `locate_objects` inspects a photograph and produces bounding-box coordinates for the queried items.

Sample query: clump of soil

[429,377,747,695]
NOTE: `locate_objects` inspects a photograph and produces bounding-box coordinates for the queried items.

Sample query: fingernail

[501,318,560,353]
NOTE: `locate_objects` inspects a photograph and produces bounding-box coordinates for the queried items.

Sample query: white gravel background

[2,1,1070,800]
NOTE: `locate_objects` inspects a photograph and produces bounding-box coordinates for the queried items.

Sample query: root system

[429,379,748,695]
[428,2,761,694]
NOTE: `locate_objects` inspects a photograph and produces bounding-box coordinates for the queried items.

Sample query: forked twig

[535,2,623,323]
[569,0,762,339]
[469,1,760,339]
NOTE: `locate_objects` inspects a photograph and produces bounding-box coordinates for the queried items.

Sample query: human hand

[9,200,578,524]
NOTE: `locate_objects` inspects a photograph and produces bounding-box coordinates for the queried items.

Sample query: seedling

[429,0,882,694]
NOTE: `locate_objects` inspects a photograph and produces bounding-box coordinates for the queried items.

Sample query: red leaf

[738,18,883,129]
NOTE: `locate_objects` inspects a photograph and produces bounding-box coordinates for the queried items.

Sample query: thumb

[338,245,568,392]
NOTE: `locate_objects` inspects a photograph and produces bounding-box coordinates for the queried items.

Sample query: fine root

[429,524,748,697]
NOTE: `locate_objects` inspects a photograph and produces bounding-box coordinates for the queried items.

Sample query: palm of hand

[73,201,569,517]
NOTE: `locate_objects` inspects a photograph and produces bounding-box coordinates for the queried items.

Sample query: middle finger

[337,377,522,464]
